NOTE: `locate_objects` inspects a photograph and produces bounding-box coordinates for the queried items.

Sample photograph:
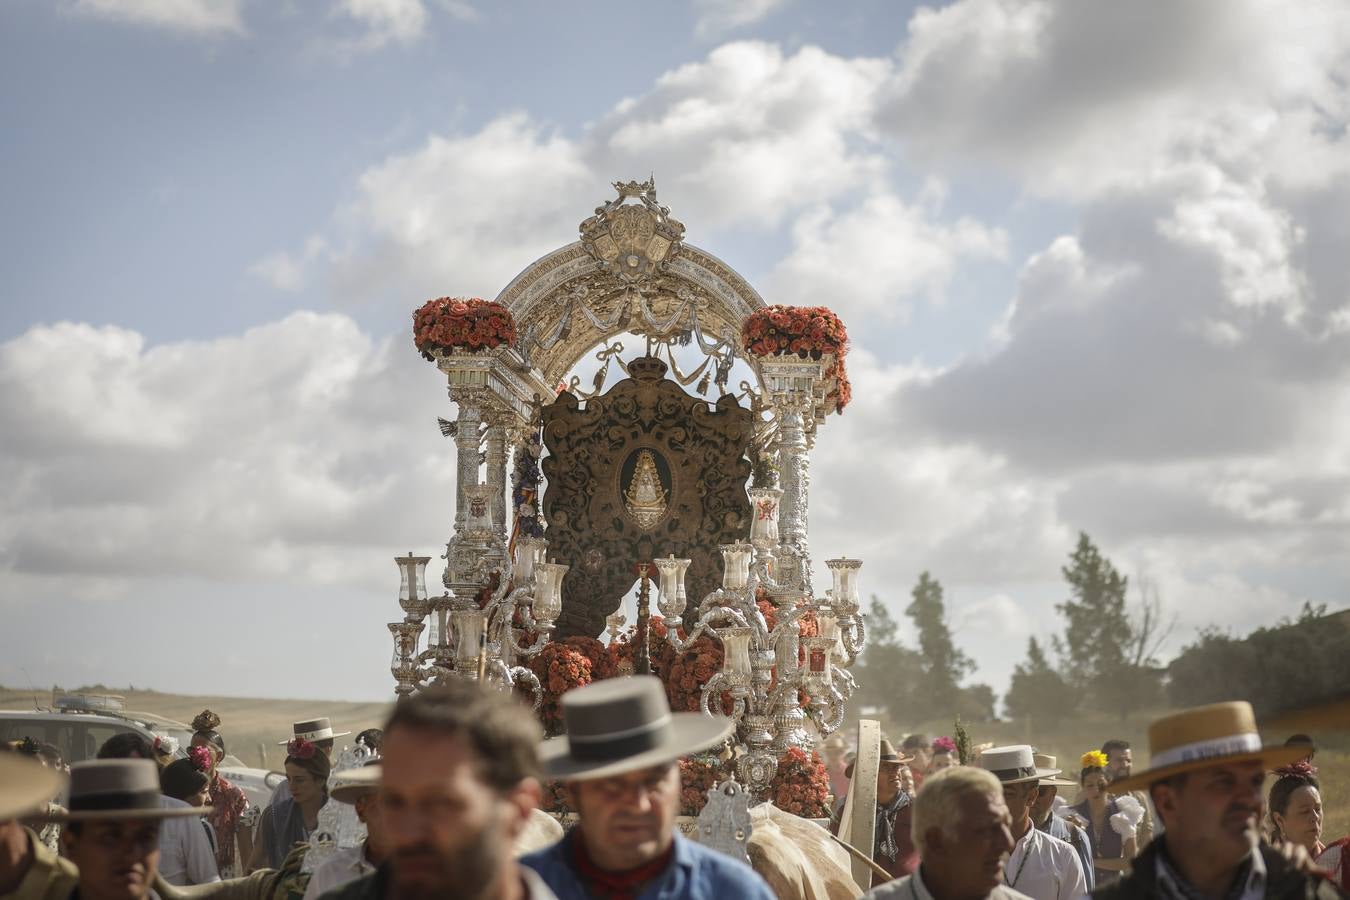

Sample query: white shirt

[863,866,1033,900]
[1001,822,1087,900]
[301,843,377,900]
[157,796,221,886]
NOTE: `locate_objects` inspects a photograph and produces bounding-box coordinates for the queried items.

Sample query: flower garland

[1081,750,1109,770]
[413,297,516,360]
[741,305,852,412]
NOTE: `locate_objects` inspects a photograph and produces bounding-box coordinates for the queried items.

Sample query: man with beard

[1094,702,1346,900]
[862,767,1029,900]
[320,681,557,900]
[522,677,774,900]
[1099,740,1153,850]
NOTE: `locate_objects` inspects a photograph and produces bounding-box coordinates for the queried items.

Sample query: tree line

[850,532,1347,726]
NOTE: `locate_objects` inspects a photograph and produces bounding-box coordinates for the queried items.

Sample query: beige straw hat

[1109,701,1306,794]
[0,753,65,820]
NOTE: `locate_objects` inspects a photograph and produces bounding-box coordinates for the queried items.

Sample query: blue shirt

[522,831,775,900]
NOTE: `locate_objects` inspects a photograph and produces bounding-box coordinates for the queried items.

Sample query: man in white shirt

[157,795,221,886]
[979,745,1087,900]
[302,764,386,900]
[862,766,1029,900]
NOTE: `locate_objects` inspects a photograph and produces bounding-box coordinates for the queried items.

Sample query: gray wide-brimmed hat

[0,753,65,820]
[330,761,381,805]
[979,744,1063,785]
[539,676,734,781]
[46,759,206,821]
[277,717,352,746]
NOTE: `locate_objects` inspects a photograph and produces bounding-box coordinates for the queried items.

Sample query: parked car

[1,692,285,811]
[0,693,193,763]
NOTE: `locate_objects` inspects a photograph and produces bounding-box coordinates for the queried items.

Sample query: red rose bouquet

[413,297,516,360]
[741,304,852,412]
[527,638,596,736]
[678,754,723,816]
[770,747,832,818]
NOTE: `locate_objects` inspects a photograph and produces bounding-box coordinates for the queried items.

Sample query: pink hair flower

[188,744,213,772]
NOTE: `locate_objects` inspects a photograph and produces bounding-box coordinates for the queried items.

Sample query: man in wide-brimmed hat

[301,762,386,900]
[51,759,207,900]
[0,748,76,900]
[1029,753,1095,894]
[1093,701,1344,900]
[833,737,920,881]
[978,745,1087,900]
[522,676,774,900]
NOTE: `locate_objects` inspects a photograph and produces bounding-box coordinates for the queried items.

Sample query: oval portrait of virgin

[620,448,674,530]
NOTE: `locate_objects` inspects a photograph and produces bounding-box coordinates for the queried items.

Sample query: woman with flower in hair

[190,709,252,876]
[929,736,957,773]
[1071,750,1137,884]
[246,737,332,872]
[1268,761,1349,889]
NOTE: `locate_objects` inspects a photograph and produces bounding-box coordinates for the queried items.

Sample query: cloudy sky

[3,0,1349,707]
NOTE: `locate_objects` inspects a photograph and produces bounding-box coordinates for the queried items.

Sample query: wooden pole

[840,719,881,891]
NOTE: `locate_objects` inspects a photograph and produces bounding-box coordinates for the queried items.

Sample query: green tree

[1004,637,1077,724]
[1055,533,1132,687]
[904,572,975,719]
[851,595,924,727]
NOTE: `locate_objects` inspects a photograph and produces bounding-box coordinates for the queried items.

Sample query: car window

[81,723,132,762]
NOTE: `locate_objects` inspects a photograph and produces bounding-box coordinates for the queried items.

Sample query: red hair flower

[287,738,318,760]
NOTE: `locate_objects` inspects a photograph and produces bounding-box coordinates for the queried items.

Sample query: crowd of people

[1,683,1347,900]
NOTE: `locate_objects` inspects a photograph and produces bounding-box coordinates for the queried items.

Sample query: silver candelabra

[646,486,865,799]
[389,484,568,708]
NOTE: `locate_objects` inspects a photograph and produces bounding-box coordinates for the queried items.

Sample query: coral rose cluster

[741,304,852,412]
[413,297,516,360]
[771,747,832,819]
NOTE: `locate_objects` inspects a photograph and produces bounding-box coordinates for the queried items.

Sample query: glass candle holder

[720,541,754,592]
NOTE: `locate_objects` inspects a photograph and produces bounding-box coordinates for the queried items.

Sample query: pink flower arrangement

[413,297,516,360]
[933,736,957,754]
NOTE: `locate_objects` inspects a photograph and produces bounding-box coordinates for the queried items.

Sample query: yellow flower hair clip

[1081,750,1109,769]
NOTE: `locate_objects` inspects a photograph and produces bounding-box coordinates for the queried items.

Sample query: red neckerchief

[568,831,674,900]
